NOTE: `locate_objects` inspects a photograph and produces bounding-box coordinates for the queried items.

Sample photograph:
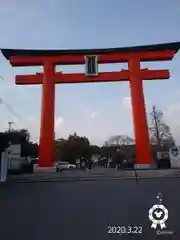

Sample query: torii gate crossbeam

[1,42,180,168]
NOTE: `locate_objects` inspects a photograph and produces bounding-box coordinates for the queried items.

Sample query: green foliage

[54,133,90,164]
[0,129,38,157]
[4,129,30,145]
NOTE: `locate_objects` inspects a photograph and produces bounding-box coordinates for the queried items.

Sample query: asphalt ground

[0,176,180,240]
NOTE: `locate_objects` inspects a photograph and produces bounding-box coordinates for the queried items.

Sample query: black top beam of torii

[1,41,180,59]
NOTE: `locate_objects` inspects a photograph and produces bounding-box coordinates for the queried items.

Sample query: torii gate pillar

[39,63,55,167]
[129,58,152,168]
[1,42,180,168]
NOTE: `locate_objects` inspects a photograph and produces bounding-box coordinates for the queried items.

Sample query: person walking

[88,158,92,172]
[116,149,123,170]
[104,157,108,168]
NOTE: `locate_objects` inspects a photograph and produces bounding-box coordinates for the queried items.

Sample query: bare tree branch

[149,105,175,148]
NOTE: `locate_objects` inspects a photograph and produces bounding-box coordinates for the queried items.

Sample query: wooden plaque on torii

[1,41,180,167]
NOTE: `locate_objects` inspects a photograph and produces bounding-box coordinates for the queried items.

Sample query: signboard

[85,55,98,76]
[169,146,180,168]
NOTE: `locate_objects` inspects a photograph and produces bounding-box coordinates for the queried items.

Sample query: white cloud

[54,116,65,139]
[4,99,180,147]
[122,96,132,109]
[80,104,98,120]
[164,103,180,145]
[55,116,64,129]
[91,111,97,119]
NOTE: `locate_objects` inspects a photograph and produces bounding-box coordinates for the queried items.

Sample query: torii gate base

[135,164,151,169]
[1,42,180,168]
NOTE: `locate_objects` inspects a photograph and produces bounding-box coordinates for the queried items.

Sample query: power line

[0,76,32,128]
[0,76,36,143]
[0,75,5,81]
[0,96,33,128]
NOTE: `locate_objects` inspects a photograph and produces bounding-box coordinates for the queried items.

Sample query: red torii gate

[1,42,180,168]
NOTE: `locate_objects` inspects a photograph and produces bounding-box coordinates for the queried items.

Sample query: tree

[0,132,10,152]
[104,135,134,147]
[54,133,90,164]
[0,129,38,157]
[149,105,175,148]
[89,145,101,155]
[27,142,38,158]
[3,128,30,145]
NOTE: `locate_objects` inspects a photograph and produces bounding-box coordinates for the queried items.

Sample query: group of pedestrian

[80,150,136,172]
[81,158,92,171]
[115,149,124,170]
[101,151,124,170]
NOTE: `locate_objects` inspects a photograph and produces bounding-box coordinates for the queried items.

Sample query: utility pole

[8,121,14,132]
[152,105,161,147]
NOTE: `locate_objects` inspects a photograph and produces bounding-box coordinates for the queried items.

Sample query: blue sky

[0,0,180,145]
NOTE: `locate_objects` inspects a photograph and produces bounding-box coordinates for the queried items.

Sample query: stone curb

[5,174,180,184]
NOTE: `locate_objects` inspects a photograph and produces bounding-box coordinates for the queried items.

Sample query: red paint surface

[128,58,152,164]
[7,49,175,167]
[15,69,169,85]
[10,50,174,66]
[38,63,55,167]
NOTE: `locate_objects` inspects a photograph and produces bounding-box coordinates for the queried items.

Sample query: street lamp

[8,121,14,132]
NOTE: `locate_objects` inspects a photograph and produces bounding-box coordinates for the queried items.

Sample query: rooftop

[1,41,180,60]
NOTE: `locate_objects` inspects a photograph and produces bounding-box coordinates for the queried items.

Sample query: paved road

[0,178,180,240]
